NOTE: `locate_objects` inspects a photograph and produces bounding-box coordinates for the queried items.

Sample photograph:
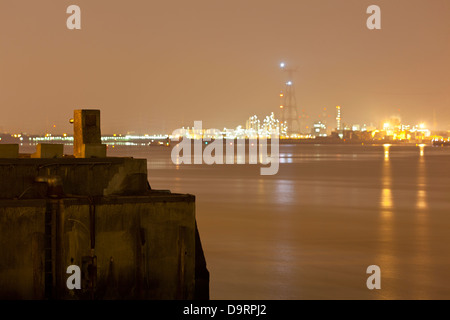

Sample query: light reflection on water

[108,144,450,299]
[412,146,431,299]
[378,144,395,298]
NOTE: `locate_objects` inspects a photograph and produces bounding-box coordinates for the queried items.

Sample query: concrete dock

[0,110,209,299]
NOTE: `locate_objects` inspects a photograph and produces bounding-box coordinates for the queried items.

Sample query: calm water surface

[106,144,450,299]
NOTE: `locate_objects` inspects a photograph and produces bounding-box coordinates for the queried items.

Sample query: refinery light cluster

[372,121,431,141]
[170,112,287,140]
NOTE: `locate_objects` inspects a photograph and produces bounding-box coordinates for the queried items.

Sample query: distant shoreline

[0,133,436,147]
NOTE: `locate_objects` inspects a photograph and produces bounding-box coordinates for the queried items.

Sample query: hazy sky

[0,0,449,134]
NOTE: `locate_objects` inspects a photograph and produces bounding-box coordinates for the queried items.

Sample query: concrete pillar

[73,110,106,158]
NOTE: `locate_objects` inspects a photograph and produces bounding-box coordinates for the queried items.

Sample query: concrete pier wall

[0,194,199,299]
[0,158,149,199]
[0,110,209,299]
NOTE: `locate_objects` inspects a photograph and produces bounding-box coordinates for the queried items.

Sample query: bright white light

[286,81,292,86]
[280,62,285,68]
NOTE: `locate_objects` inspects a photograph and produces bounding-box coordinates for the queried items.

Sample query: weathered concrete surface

[0,200,46,299]
[0,158,149,199]
[31,144,64,159]
[0,156,209,300]
[81,143,107,158]
[0,194,205,300]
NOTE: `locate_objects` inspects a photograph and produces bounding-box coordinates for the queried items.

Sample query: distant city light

[280,62,285,68]
[286,81,292,86]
